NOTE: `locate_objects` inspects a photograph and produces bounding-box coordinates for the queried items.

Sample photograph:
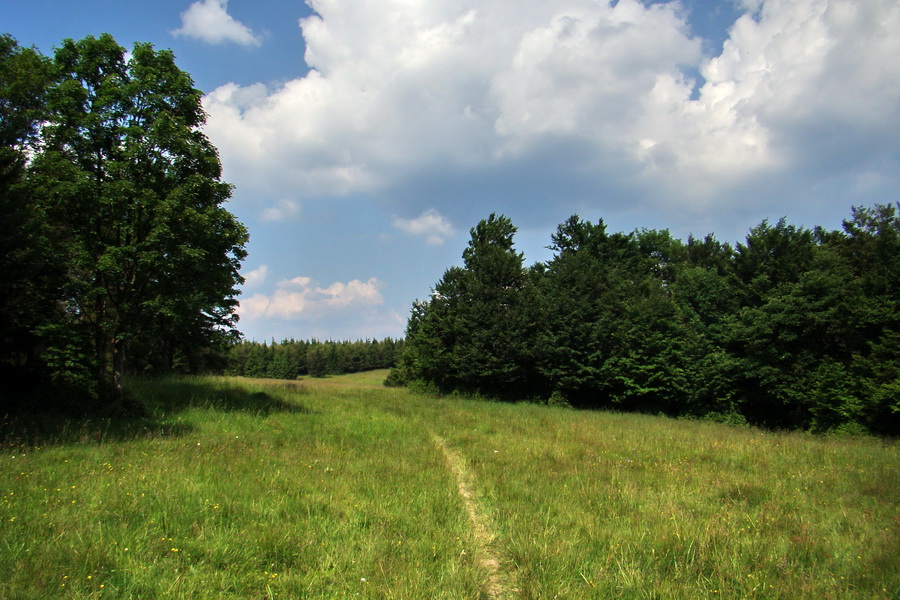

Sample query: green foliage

[0,34,52,149]
[382,366,409,387]
[0,36,59,385]
[227,338,406,380]
[35,322,101,407]
[545,390,573,408]
[401,205,900,435]
[537,216,625,404]
[1,34,248,410]
[400,214,540,398]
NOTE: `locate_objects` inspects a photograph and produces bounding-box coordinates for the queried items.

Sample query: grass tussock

[1,372,897,599]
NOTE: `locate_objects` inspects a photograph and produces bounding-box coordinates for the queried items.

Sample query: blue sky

[4,0,899,342]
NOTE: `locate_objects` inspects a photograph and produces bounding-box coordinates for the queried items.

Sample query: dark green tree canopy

[394,205,900,435]
[1,33,248,408]
[0,35,53,150]
[0,36,57,385]
[399,213,540,396]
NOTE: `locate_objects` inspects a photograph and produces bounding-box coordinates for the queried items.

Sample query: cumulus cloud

[242,264,268,288]
[204,0,900,224]
[392,209,455,246]
[634,0,900,198]
[261,198,302,221]
[238,276,384,321]
[173,0,262,47]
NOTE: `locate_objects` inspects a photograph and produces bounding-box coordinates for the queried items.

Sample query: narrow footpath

[431,432,516,600]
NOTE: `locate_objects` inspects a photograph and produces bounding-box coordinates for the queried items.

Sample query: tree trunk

[112,336,126,400]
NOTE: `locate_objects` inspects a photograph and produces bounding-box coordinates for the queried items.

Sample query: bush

[383,367,409,387]
[546,390,573,409]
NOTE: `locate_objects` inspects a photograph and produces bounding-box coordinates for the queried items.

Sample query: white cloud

[242,264,268,288]
[261,198,302,221]
[172,0,262,47]
[392,209,454,246]
[490,1,700,148]
[238,276,385,321]
[204,0,900,224]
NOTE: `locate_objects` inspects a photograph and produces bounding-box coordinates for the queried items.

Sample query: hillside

[1,372,897,599]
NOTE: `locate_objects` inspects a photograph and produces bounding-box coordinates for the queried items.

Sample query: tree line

[389,208,900,435]
[227,338,405,380]
[1,34,247,412]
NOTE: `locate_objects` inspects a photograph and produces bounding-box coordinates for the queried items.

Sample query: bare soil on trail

[431,433,516,600]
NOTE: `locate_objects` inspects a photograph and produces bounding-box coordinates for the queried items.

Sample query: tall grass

[423,399,899,599]
[2,373,897,599]
[1,375,482,599]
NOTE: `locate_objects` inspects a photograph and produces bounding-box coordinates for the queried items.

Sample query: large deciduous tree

[26,34,248,399]
[0,35,58,386]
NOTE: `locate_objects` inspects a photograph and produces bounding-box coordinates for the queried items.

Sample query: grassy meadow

[1,372,897,599]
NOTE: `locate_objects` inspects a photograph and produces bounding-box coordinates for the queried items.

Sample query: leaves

[1,34,247,406]
[399,206,900,435]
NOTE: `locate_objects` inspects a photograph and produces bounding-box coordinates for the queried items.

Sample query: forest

[1,34,247,411]
[3,33,897,436]
[226,338,406,379]
[2,22,897,600]
[389,208,900,435]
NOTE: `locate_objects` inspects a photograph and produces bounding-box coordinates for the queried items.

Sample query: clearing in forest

[1,371,897,599]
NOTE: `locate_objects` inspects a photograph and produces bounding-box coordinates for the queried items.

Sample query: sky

[3,0,899,342]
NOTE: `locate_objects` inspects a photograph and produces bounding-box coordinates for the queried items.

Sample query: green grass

[1,372,897,599]
[423,401,899,599]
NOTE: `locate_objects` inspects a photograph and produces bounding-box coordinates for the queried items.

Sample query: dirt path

[431,433,516,600]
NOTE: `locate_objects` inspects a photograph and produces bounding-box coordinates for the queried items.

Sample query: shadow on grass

[136,377,314,417]
[0,411,197,449]
[0,376,313,448]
